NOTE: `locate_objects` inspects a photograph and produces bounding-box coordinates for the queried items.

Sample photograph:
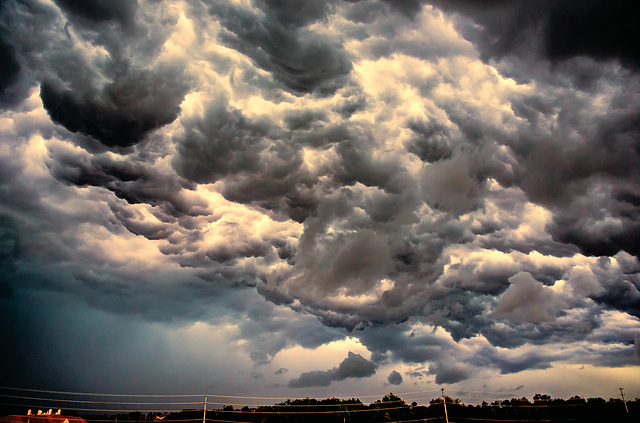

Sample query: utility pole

[441,388,449,423]
[620,388,629,415]
[203,395,207,423]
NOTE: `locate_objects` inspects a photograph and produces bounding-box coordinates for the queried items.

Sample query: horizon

[1,0,639,405]
[0,385,636,414]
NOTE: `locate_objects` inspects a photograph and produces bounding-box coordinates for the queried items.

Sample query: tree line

[70,392,636,423]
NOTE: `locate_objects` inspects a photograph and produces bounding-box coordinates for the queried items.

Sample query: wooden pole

[203,395,207,423]
[620,388,629,415]
[441,388,449,423]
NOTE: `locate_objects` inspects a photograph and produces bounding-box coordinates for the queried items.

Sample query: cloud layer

[1,0,639,398]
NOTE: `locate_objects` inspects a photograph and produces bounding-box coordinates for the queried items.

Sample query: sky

[1,0,639,409]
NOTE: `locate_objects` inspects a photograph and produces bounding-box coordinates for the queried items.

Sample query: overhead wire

[0,388,202,398]
[0,395,203,406]
[0,386,630,415]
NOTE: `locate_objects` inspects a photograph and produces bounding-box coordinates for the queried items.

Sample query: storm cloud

[1,0,639,401]
[287,352,377,388]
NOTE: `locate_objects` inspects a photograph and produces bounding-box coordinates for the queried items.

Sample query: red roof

[0,415,87,423]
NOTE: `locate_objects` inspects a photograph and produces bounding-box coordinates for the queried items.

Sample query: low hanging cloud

[287,352,377,388]
[387,370,403,385]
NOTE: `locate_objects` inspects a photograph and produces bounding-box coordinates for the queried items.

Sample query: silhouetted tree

[533,393,551,403]
[430,395,461,405]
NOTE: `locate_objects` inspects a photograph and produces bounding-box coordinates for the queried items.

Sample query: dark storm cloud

[405,120,452,163]
[427,361,471,384]
[0,0,189,149]
[470,346,568,375]
[0,214,19,298]
[387,370,402,385]
[203,0,352,95]
[287,352,376,388]
[53,0,138,29]
[173,100,271,183]
[284,109,328,131]
[1,0,640,395]
[420,65,640,262]
[47,146,207,220]
[346,0,422,19]
[0,36,23,108]
[509,99,640,258]
[173,99,320,223]
[427,0,640,70]
[41,64,189,148]
[0,0,57,108]
[352,322,505,384]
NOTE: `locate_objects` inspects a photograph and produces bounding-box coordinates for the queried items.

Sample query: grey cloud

[428,361,471,384]
[343,0,386,25]
[387,370,403,385]
[287,351,376,388]
[342,1,474,62]
[284,109,328,131]
[206,0,352,95]
[420,148,485,215]
[47,147,207,220]
[41,64,188,148]
[0,36,24,108]
[287,370,334,388]
[379,0,423,17]
[0,0,57,108]
[173,100,320,223]
[470,346,565,375]
[255,0,333,28]
[515,105,640,258]
[433,73,640,262]
[330,136,404,190]
[406,120,453,163]
[587,271,640,319]
[173,100,271,183]
[493,272,564,323]
[288,227,394,300]
[358,323,451,364]
[53,0,138,30]
[2,0,640,395]
[346,0,423,19]
[428,0,640,70]
[0,214,19,298]
[2,0,187,149]
[274,367,288,375]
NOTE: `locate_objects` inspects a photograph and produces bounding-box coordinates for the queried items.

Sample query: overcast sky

[1,0,639,408]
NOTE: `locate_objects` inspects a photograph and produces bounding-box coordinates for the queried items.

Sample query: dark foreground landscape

[2,393,637,423]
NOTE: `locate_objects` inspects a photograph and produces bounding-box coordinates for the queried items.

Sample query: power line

[0,387,443,402]
[0,388,201,398]
[0,395,203,406]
